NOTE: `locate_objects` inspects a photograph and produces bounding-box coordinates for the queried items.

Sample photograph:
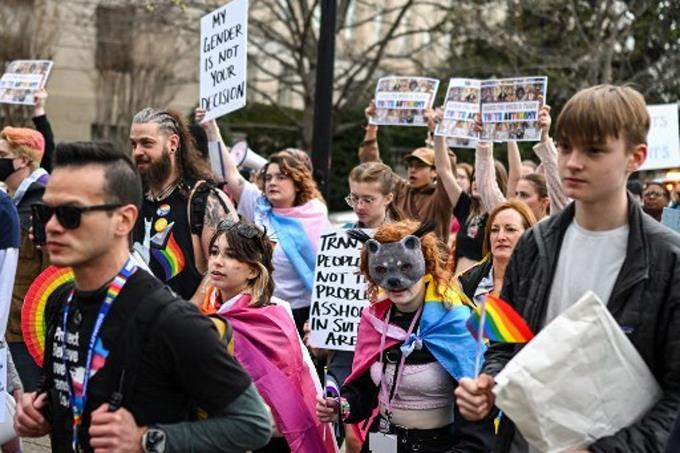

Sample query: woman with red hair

[0,126,49,393]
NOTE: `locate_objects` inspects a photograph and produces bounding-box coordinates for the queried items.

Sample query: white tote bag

[493,291,662,453]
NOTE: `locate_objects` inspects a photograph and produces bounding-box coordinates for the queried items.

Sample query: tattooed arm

[198,188,238,273]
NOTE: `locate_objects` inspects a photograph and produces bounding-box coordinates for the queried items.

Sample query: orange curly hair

[359,220,450,300]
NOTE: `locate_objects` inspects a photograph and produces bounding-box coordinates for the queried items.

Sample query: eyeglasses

[31,202,123,230]
[643,191,665,198]
[216,219,264,239]
[264,173,290,183]
[345,194,377,208]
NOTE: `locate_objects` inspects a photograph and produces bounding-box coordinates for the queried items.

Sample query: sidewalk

[22,436,50,452]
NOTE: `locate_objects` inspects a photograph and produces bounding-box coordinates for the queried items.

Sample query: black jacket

[457,256,492,303]
[483,196,680,453]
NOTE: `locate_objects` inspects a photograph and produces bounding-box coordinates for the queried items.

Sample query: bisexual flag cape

[257,197,331,291]
[218,292,337,453]
[345,274,481,443]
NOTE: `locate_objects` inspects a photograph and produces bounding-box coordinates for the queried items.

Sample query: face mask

[0,158,15,181]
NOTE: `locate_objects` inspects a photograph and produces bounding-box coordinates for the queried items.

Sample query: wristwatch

[142,426,166,453]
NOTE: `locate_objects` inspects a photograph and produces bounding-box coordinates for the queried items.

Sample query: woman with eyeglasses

[642,182,670,222]
[324,162,401,453]
[345,162,400,229]
[201,111,331,333]
[201,219,336,453]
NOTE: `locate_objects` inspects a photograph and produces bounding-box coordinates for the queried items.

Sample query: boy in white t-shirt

[454,85,680,453]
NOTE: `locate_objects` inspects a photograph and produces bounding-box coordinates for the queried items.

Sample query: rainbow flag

[151,232,185,281]
[466,294,534,343]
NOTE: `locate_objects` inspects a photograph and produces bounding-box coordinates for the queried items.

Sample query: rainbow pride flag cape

[466,294,534,343]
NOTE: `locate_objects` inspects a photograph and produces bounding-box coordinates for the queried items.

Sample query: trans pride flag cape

[218,293,337,453]
[345,275,482,442]
[257,197,330,291]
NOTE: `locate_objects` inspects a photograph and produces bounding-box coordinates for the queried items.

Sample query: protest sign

[371,77,439,127]
[199,0,248,123]
[0,60,53,106]
[309,228,371,351]
[662,207,680,233]
[639,103,680,171]
[435,76,547,142]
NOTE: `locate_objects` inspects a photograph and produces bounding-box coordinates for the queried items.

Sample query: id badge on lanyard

[368,432,398,453]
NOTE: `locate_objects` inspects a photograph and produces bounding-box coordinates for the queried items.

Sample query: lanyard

[61,257,136,452]
[378,303,422,420]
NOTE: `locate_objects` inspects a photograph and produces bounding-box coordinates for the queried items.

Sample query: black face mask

[0,158,15,181]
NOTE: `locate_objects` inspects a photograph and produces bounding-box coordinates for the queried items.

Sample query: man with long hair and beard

[130,108,237,300]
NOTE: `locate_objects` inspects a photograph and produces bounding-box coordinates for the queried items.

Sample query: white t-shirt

[511,219,629,453]
[544,219,629,325]
[237,181,311,310]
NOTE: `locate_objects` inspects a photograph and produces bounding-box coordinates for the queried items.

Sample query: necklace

[146,179,179,202]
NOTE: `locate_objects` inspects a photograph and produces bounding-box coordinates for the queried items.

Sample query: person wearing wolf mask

[316,220,493,452]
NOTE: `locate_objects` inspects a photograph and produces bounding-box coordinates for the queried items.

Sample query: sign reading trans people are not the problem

[199,0,248,123]
[309,228,371,352]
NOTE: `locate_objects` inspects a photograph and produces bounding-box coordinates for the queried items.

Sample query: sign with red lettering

[199,0,248,122]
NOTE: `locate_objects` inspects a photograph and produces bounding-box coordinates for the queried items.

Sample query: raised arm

[358,100,382,163]
[32,89,55,172]
[426,109,464,208]
[475,141,506,213]
[532,105,569,213]
[506,141,521,199]
[195,108,246,203]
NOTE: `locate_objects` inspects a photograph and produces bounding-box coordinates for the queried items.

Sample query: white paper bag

[493,291,662,453]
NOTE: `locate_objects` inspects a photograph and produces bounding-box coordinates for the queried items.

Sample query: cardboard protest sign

[436,76,547,142]
[639,103,680,171]
[371,77,439,127]
[0,60,53,105]
[200,0,248,123]
[309,228,371,351]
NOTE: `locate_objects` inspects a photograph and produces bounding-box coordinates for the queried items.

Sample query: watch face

[144,428,166,453]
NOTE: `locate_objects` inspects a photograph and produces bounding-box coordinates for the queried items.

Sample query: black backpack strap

[107,283,183,409]
[188,180,233,235]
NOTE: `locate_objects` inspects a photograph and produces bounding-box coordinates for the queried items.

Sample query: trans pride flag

[345,275,479,443]
[258,197,331,291]
[218,293,337,453]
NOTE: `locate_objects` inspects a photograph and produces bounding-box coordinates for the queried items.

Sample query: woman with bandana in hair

[316,220,493,452]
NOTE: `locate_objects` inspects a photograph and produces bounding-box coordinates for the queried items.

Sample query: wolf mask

[347,221,434,291]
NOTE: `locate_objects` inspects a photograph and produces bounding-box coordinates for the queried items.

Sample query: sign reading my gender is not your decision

[199,0,248,122]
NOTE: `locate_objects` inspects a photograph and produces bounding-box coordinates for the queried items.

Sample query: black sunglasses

[31,202,124,230]
[217,219,265,240]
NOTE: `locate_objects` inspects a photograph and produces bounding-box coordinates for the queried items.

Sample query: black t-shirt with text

[43,269,251,453]
[132,188,202,300]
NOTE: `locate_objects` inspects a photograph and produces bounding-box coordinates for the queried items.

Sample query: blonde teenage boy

[455,85,680,453]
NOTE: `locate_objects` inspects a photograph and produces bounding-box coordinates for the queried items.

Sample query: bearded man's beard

[139,146,173,190]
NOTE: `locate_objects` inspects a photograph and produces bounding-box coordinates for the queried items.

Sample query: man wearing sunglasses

[129,108,237,302]
[16,142,271,452]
